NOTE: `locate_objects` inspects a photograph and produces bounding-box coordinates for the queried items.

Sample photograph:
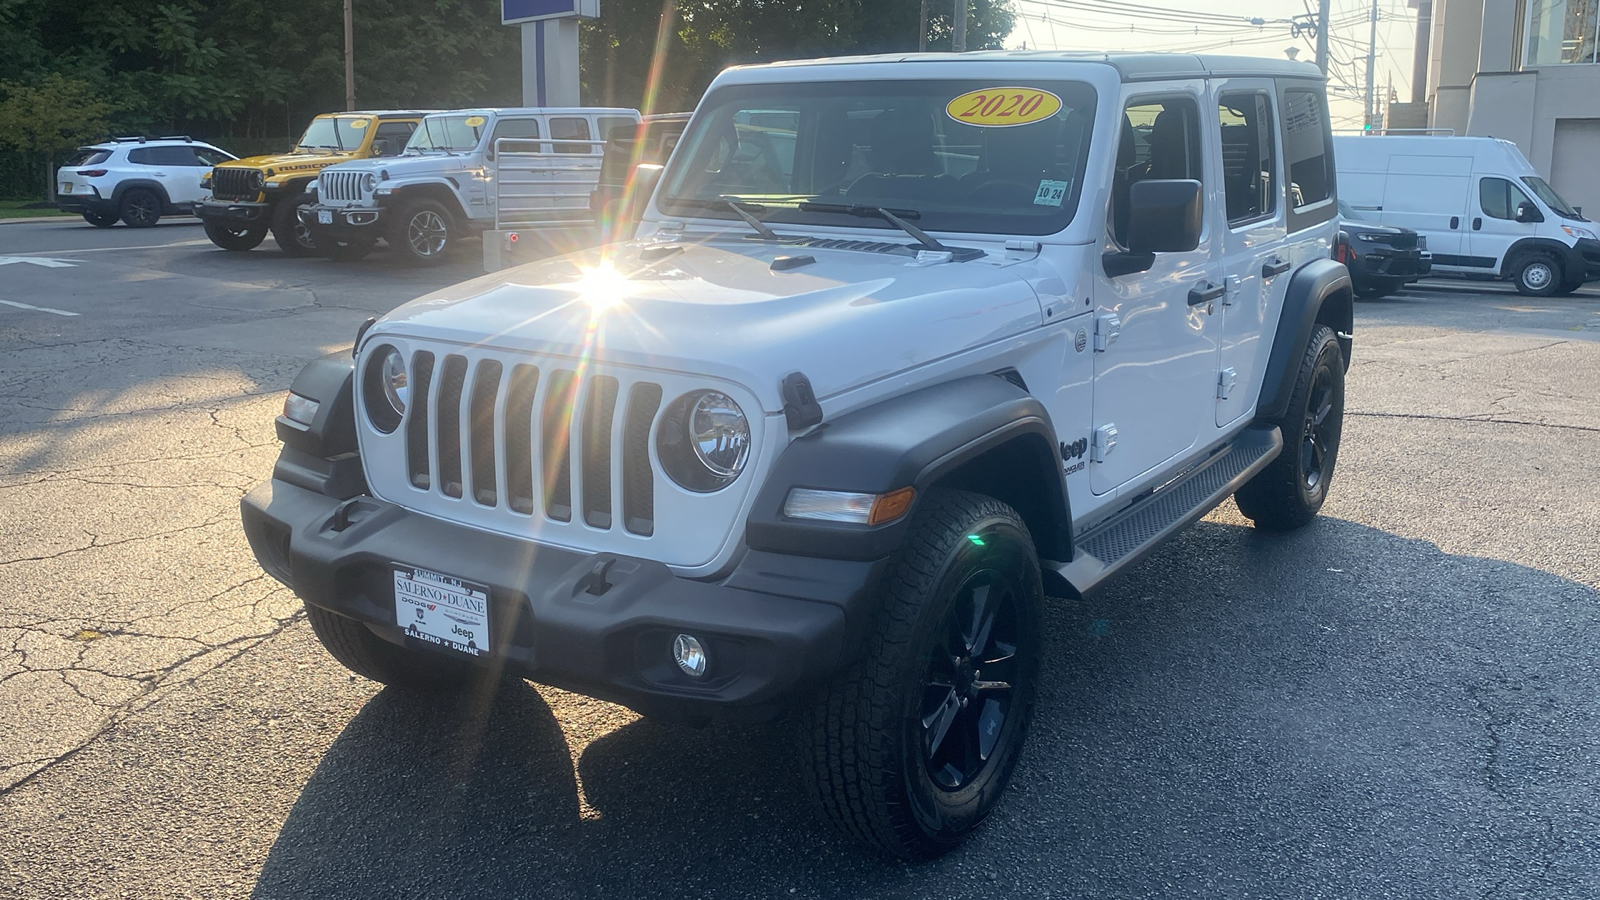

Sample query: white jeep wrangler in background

[303,107,640,264]
[243,52,1353,859]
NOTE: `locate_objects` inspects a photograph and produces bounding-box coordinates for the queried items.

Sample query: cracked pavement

[1,218,1598,899]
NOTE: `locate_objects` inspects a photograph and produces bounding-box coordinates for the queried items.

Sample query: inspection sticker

[393,565,490,657]
[1034,179,1069,207]
[946,87,1062,127]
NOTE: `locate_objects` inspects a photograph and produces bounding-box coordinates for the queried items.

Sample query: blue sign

[502,0,595,25]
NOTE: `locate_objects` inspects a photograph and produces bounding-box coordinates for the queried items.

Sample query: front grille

[319,170,367,203]
[211,167,260,201]
[1383,232,1418,250]
[404,351,662,537]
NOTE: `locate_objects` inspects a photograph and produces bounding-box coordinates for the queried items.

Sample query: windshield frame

[1521,175,1584,220]
[658,78,1100,238]
[405,114,489,154]
[295,115,373,152]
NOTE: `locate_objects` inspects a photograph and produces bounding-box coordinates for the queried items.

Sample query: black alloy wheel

[271,191,318,257]
[919,569,1024,792]
[119,188,161,228]
[1300,363,1338,494]
[1234,323,1345,531]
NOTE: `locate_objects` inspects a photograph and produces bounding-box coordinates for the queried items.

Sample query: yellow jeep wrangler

[196,111,427,256]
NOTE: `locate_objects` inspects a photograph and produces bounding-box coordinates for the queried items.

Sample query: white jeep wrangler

[243,52,1352,859]
[303,107,639,264]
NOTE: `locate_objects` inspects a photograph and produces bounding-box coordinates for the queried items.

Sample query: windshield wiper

[666,197,801,242]
[797,202,984,261]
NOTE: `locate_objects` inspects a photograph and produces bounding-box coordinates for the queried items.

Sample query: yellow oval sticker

[946,87,1062,127]
[347,117,369,129]
[464,115,486,127]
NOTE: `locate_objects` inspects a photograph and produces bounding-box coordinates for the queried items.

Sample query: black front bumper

[299,203,385,237]
[1352,246,1431,280]
[1572,237,1600,281]
[241,479,884,722]
[196,199,269,224]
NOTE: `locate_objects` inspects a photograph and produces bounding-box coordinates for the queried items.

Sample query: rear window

[1282,89,1331,209]
[67,148,111,167]
[549,117,592,154]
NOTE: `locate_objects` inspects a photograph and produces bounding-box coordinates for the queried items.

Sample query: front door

[1091,90,1223,496]
[1470,175,1542,269]
[1211,81,1288,427]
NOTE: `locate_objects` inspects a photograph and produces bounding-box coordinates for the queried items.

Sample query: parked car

[195,111,428,256]
[242,53,1351,859]
[1334,134,1600,295]
[54,136,235,228]
[1336,199,1431,298]
[590,112,691,242]
[304,107,640,264]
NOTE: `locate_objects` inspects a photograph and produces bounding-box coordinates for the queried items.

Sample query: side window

[597,116,637,143]
[489,118,541,155]
[192,147,231,166]
[1282,88,1332,210]
[1479,177,1532,220]
[1217,91,1277,225]
[127,148,154,166]
[372,122,414,157]
[1111,96,1204,246]
[549,117,591,154]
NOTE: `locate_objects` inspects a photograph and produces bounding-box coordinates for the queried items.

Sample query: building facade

[1429,0,1600,213]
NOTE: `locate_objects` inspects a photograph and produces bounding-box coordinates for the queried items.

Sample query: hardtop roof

[751,51,1324,83]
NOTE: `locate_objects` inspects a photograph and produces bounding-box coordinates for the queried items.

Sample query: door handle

[1262,258,1292,278]
[1449,216,1459,229]
[1473,217,1483,230]
[1188,282,1225,307]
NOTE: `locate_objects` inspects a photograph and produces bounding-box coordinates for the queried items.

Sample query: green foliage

[0,72,112,154]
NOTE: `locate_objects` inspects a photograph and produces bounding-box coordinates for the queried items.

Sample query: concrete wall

[1466,67,1600,214]
[1429,0,1486,133]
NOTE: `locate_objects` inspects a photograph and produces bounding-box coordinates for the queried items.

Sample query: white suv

[56,137,235,228]
[243,53,1353,859]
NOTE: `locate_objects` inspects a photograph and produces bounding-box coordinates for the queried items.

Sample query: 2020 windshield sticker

[464,115,487,128]
[946,87,1062,127]
[1034,180,1069,207]
[347,118,368,129]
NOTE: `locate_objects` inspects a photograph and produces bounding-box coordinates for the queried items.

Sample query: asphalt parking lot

[2,215,1599,899]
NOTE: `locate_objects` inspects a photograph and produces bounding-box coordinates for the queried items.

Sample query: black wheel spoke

[976,697,1006,760]
[922,686,961,760]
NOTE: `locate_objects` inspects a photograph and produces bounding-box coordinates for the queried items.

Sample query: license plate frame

[392,564,491,657]
[61,183,72,194]
[317,209,333,225]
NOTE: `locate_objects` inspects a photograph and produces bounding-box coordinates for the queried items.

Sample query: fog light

[673,634,707,678]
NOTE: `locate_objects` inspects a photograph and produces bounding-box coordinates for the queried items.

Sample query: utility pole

[1315,0,1330,73]
[953,0,968,52]
[343,0,355,112]
[919,0,929,51]
[1364,0,1378,129]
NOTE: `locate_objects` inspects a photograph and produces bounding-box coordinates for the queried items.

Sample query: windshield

[1521,176,1584,220]
[407,115,486,153]
[660,79,1098,236]
[296,116,372,152]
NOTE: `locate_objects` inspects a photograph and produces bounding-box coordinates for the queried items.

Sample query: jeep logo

[1060,438,1088,462]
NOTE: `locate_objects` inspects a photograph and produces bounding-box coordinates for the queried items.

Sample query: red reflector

[508,232,519,243]
[76,169,108,176]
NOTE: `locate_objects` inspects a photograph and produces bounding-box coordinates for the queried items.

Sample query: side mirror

[1104,179,1203,277]
[372,139,391,157]
[1515,201,1544,224]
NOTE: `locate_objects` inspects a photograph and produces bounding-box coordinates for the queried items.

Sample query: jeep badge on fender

[242,52,1351,861]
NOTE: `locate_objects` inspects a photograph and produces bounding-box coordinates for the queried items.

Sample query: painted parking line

[0,299,80,317]
[10,239,213,256]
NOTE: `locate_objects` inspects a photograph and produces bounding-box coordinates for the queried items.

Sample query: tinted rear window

[67,148,111,167]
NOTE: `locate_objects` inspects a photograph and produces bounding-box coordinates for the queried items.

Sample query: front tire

[119,188,162,228]
[270,191,318,257]
[1235,324,1345,531]
[799,490,1043,860]
[389,198,455,265]
[305,604,480,692]
[1512,254,1562,296]
[203,219,268,251]
[82,210,118,228]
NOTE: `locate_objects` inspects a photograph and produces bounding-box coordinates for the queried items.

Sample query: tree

[0,72,112,200]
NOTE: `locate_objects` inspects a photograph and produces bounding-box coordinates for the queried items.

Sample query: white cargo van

[1333,135,1600,295]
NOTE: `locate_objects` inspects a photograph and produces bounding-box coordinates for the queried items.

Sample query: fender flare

[1258,257,1352,421]
[1501,237,1578,279]
[110,179,173,210]
[744,375,1073,563]
[270,353,365,499]
[390,180,473,228]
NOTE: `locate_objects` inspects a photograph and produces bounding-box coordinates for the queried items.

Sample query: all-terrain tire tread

[1235,324,1342,531]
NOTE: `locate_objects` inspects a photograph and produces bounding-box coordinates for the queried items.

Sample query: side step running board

[1044,424,1282,597]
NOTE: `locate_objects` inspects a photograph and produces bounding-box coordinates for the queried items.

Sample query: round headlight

[361,172,378,193]
[657,390,750,492]
[363,344,408,433]
[250,170,265,189]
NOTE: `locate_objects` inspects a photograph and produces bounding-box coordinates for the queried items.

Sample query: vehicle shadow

[253,515,1600,900]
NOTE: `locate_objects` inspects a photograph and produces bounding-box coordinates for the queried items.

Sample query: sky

[1003,0,1423,128]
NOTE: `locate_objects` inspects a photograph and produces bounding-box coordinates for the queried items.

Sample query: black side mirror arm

[1102,250,1156,278]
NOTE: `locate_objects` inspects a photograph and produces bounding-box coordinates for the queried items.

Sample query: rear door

[1210,81,1287,428]
[1091,90,1223,496]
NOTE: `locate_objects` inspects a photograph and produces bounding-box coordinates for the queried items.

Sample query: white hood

[370,239,1045,411]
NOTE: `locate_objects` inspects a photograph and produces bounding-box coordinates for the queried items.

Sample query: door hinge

[1091,423,1118,462]
[1217,367,1238,399]
[1223,274,1242,306]
[1094,313,1121,352]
